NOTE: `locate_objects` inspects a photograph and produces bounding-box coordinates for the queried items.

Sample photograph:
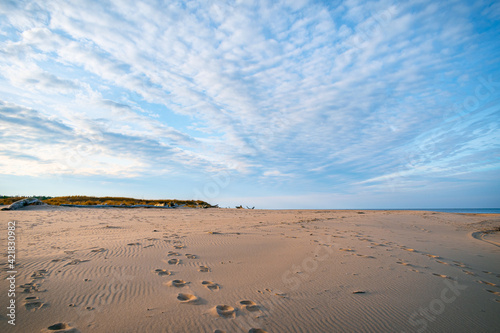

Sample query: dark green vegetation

[0,196,213,208]
[0,196,53,205]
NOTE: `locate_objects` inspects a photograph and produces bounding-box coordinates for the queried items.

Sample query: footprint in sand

[452,260,467,267]
[20,282,41,293]
[24,296,44,311]
[425,254,440,259]
[168,259,180,265]
[174,245,185,249]
[64,259,90,267]
[185,254,197,259]
[396,261,413,266]
[403,248,417,252]
[432,273,452,279]
[339,248,354,252]
[214,330,226,333]
[352,290,366,294]
[482,271,500,278]
[240,300,260,312]
[463,270,476,276]
[168,251,180,256]
[127,242,141,246]
[214,305,236,318]
[31,269,48,279]
[435,260,449,265]
[42,322,79,332]
[202,281,220,291]
[90,248,106,253]
[249,329,268,333]
[485,290,500,296]
[477,280,498,287]
[167,280,188,287]
[154,269,171,276]
[177,293,198,303]
[199,266,210,272]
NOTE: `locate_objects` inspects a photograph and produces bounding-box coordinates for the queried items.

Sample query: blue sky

[0,0,499,209]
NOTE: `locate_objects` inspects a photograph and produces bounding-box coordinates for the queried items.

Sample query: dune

[0,207,499,332]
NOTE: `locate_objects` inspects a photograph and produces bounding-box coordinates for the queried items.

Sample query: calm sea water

[384,208,500,214]
[281,208,500,213]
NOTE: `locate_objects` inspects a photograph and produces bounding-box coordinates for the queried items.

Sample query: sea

[381,208,500,214]
[280,208,500,213]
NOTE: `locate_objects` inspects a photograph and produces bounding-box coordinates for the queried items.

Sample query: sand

[0,207,499,332]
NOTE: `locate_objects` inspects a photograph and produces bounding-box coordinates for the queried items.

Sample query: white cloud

[0,0,498,206]
[263,170,294,177]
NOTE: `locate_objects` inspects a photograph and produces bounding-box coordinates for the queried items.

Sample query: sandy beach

[1,207,499,332]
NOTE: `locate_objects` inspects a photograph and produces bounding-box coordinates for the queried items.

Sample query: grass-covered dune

[0,195,213,208]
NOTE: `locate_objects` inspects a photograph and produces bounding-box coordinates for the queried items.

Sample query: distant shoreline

[2,204,499,215]
[1,197,498,213]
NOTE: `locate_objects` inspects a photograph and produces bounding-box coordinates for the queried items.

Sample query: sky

[0,0,499,209]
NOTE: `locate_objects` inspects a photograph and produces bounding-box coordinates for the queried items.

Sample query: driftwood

[1,198,45,211]
[236,205,255,209]
[204,204,219,209]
